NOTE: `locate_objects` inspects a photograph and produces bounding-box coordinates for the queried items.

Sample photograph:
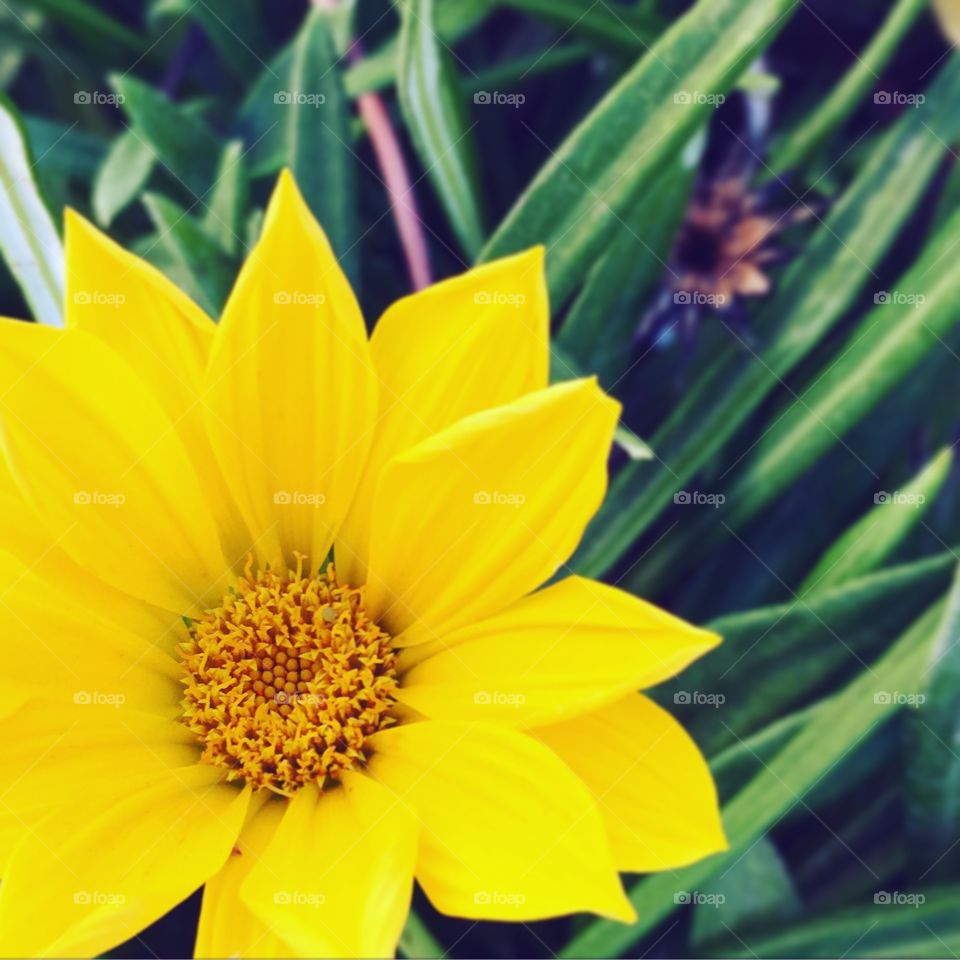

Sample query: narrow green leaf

[496,0,661,53]
[574,54,960,579]
[23,116,106,181]
[481,0,798,302]
[722,204,960,531]
[398,0,483,257]
[344,0,490,98]
[189,0,264,82]
[92,129,156,227]
[703,886,960,958]
[557,133,701,385]
[140,192,234,317]
[108,75,219,198]
[397,909,443,959]
[799,449,954,598]
[663,552,954,755]
[469,44,591,94]
[690,838,800,947]
[906,563,960,879]
[0,96,64,327]
[24,0,143,54]
[564,596,948,958]
[203,139,248,257]
[770,0,928,173]
[282,8,357,280]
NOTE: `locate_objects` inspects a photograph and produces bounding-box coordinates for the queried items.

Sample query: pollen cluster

[179,559,398,795]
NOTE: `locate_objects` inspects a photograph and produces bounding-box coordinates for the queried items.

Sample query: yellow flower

[0,171,725,958]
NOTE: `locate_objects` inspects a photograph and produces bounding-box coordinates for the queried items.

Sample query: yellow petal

[365,378,620,645]
[196,796,299,959]
[534,694,727,872]
[0,766,249,958]
[398,576,720,726]
[241,771,417,958]
[203,170,377,570]
[65,211,248,562]
[0,701,199,865]
[0,455,176,651]
[0,544,184,717]
[367,721,634,923]
[336,249,548,585]
[0,320,228,612]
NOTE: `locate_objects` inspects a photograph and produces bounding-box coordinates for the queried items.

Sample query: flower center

[178,559,398,795]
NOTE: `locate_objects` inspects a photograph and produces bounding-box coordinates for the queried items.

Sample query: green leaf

[188,0,264,82]
[0,96,63,327]
[481,0,798,303]
[573,53,960,580]
[722,203,960,532]
[281,8,357,281]
[661,552,954,755]
[108,75,219,199]
[202,139,248,257]
[140,192,235,317]
[343,0,490,98]
[690,838,800,947]
[397,909,443,959]
[92,129,156,227]
[23,116,106,182]
[905,563,960,879]
[557,132,701,385]
[702,886,960,958]
[23,0,143,54]
[769,0,928,173]
[496,0,661,54]
[799,449,954,598]
[398,0,484,257]
[563,594,948,958]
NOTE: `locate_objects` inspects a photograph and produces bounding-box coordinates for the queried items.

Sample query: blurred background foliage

[2,0,960,957]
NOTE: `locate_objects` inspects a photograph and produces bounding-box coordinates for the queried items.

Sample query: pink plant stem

[311,0,432,290]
